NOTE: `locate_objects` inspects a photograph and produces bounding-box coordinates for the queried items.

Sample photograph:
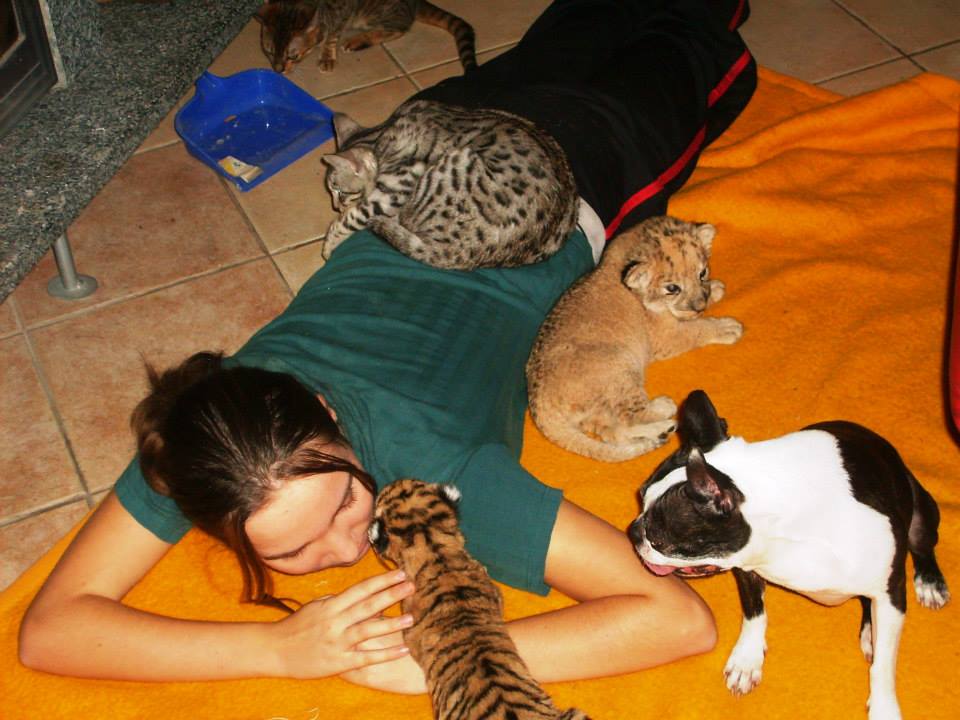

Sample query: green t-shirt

[115,229,593,595]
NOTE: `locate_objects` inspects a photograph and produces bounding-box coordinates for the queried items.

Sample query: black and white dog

[628,390,949,720]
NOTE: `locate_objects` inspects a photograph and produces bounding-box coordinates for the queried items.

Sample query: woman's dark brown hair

[130,351,375,612]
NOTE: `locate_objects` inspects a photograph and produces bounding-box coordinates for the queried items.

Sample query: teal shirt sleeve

[453,443,563,596]
[114,455,192,543]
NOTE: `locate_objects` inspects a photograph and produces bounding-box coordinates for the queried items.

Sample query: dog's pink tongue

[642,559,677,576]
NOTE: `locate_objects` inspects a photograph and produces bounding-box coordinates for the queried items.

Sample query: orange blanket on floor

[2,69,959,720]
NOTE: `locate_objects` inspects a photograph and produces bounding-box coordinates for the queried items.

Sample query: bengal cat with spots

[321,100,579,269]
[255,0,476,74]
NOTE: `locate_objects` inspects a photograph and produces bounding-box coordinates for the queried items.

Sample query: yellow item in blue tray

[175,70,334,191]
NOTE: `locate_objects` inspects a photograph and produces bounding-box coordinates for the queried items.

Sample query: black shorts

[412,0,756,238]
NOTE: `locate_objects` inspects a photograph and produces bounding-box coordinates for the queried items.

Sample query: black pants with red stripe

[412,0,756,239]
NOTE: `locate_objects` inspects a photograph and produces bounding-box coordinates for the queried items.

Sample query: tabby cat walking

[322,100,579,269]
[369,479,590,720]
[256,0,476,74]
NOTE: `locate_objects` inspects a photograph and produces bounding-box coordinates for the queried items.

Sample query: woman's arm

[512,499,717,678]
[18,492,414,681]
[343,498,716,693]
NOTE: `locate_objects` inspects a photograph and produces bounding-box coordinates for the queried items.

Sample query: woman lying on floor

[19,0,755,691]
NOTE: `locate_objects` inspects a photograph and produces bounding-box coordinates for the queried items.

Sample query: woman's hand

[340,630,428,694]
[271,569,416,679]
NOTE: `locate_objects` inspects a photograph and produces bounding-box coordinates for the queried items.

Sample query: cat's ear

[323,148,377,178]
[253,2,272,24]
[622,261,651,291]
[695,223,716,254]
[306,6,323,31]
[332,113,365,145]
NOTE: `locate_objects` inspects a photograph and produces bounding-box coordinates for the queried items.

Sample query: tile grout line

[19,254,274,334]
[17,313,96,509]
[905,38,960,68]
[7,295,97,516]
[815,55,923,85]
[830,0,911,56]
[317,71,408,103]
[0,493,90,530]
[219,175,297,300]
[834,0,960,59]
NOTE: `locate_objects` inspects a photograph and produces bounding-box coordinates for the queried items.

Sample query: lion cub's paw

[646,395,677,420]
[622,418,676,449]
[708,317,744,345]
[707,279,726,305]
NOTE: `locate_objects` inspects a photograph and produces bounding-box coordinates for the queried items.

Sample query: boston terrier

[627,390,949,720]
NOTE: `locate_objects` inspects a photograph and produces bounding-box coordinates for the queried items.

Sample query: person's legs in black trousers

[412,0,757,237]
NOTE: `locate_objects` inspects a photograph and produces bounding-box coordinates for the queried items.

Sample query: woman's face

[244,444,375,574]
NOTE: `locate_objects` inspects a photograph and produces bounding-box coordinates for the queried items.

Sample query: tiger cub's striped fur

[369,479,590,720]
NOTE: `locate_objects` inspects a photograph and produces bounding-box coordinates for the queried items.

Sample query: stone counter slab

[0,0,261,302]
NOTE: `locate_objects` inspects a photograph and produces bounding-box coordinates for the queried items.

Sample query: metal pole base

[47,273,98,299]
[47,234,98,299]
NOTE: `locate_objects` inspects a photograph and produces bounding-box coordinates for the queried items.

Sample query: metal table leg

[47,234,98,299]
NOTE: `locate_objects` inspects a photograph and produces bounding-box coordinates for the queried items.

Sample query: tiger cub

[369,478,590,720]
[526,216,744,462]
[321,99,579,269]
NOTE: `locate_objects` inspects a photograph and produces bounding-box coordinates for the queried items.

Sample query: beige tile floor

[2,0,959,591]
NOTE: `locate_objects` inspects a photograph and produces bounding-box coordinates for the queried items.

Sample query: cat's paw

[318,57,337,73]
[343,37,373,52]
[622,418,676,448]
[646,395,677,421]
[322,226,349,259]
[708,317,744,345]
[707,279,726,305]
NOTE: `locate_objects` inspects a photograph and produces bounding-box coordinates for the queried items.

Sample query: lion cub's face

[622,220,716,318]
[368,479,463,566]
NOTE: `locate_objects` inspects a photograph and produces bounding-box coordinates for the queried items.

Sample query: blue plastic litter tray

[175,70,335,191]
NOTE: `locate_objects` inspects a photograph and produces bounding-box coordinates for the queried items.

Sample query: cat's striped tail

[416,1,477,72]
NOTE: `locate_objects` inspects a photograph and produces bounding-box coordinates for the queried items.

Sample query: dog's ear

[678,390,729,451]
[684,447,743,515]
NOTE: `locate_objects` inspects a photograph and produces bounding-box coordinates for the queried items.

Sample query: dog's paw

[915,575,950,609]
[867,693,902,720]
[724,618,767,696]
[723,647,765,696]
[724,660,763,696]
[859,621,873,663]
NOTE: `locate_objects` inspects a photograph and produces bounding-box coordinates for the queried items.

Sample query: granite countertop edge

[0,0,261,303]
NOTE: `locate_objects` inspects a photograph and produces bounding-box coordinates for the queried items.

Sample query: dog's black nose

[627,518,644,546]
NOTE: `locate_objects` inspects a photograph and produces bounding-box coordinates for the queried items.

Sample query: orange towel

[2,69,958,720]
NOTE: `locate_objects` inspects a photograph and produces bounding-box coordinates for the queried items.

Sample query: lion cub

[526,216,743,462]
